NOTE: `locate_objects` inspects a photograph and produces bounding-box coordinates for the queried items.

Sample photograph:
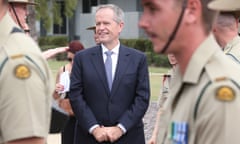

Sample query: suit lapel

[90,45,110,94]
[111,46,131,96]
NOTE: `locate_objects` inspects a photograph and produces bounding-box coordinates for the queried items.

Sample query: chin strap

[160,0,188,54]
[10,3,30,34]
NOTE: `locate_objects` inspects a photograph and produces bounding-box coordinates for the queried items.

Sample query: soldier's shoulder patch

[215,86,235,102]
[14,64,31,79]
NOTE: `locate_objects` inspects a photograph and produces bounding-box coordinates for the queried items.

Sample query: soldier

[148,54,178,144]
[212,12,240,63]
[208,0,240,14]
[139,0,240,144]
[8,0,68,60]
[86,25,100,44]
[8,0,36,34]
[210,0,240,64]
[0,0,53,143]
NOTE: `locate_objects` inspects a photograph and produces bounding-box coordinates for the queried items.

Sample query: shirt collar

[224,36,240,52]
[101,42,120,55]
[183,34,220,84]
[0,12,19,43]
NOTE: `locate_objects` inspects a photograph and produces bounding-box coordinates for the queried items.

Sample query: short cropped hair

[174,0,218,34]
[215,12,237,31]
[95,4,124,24]
[201,0,218,33]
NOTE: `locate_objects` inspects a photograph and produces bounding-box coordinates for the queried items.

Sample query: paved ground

[47,102,159,144]
[143,102,158,142]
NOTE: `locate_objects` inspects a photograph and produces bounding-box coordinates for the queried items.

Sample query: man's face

[9,3,28,28]
[212,24,224,48]
[94,32,100,44]
[139,0,181,53]
[95,8,124,45]
[168,53,178,65]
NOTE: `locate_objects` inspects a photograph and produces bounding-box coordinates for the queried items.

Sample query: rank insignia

[14,64,31,79]
[216,86,235,102]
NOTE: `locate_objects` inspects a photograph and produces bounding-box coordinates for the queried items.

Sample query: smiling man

[69,4,150,144]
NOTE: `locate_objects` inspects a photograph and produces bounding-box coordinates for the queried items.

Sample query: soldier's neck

[0,5,7,21]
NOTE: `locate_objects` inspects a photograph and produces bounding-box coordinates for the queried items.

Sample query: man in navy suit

[69,4,150,144]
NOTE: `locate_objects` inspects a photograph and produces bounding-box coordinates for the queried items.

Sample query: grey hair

[95,4,124,23]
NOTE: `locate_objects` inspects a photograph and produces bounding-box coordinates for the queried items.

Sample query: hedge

[38,36,171,68]
[120,39,170,67]
[39,36,68,60]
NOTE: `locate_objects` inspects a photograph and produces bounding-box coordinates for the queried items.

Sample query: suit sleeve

[118,53,150,131]
[69,54,98,132]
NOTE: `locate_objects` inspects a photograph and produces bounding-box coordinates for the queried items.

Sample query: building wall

[108,0,137,11]
[77,12,146,48]
[42,0,147,48]
[74,0,147,48]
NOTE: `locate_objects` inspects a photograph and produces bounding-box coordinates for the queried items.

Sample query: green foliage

[52,2,62,26]
[153,54,171,67]
[35,0,51,31]
[120,39,170,68]
[64,0,78,17]
[39,35,69,61]
[35,0,78,31]
[38,36,68,47]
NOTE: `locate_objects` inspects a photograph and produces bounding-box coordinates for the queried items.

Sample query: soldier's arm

[42,47,68,60]
[194,79,240,144]
[148,107,163,144]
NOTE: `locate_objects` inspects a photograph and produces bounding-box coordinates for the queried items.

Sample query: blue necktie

[105,51,113,90]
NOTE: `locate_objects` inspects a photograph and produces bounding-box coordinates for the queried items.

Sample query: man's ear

[184,0,201,24]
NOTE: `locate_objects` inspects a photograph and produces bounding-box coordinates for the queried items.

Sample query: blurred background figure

[53,40,84,144]
[86,25,101,44]
[212,12,240,63]
[148,54,178,144]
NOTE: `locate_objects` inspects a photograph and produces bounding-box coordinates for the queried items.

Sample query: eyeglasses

[67,58,73,62]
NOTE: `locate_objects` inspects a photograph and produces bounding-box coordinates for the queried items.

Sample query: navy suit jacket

[69,44,150,144]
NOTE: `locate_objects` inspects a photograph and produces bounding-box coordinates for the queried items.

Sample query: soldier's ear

[184,0,201,24]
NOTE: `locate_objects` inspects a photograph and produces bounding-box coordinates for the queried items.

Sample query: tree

[28,0,78,36]
[28,5,37,41]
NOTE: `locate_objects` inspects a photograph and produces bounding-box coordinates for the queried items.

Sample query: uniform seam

[24,55,46,82]
[225,53,240,64]
[193,81,212,121]
[0,58,8,76]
